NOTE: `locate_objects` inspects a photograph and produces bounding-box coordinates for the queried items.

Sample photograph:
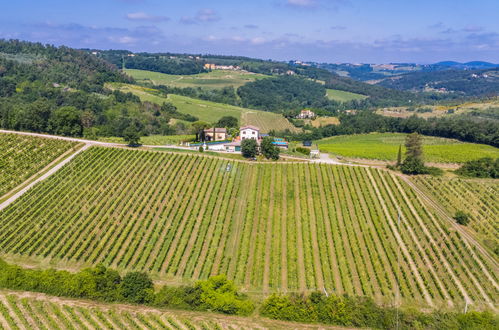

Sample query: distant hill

[376,67,499,97]
[433,61,499,70]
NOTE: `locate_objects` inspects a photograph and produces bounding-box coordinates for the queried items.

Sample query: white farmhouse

[239,125,260,140]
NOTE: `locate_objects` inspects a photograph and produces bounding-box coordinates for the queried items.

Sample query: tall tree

[396,144,402,166]
[261,137,280,160]
[401,133,426,175]
[405,132,423,161]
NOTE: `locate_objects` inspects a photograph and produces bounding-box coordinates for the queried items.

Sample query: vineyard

[0,133,78,198]
[125,68,268,89]
[0,291,326,330]
[316,133,499,163]
[0,146,497,309]
[412,176,499,255]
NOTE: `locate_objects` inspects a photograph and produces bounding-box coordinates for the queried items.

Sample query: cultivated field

[97,135,195,145]
[412,176,498,255]
[0,133,78,198]
[125,69,268,89]
[326,89,368,102]
[110,83,299,133]
[308,116,340,127]
[317,133,499,163]
[0,291,332,330]
[0,146,497,309]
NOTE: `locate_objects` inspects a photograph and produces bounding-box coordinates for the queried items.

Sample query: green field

[326,89,368,102]
[0,133,78,198]
[0,291,327,330]
[110,83,299,133]
[125,69,268,89]
[0,145,497,309]
[317,133,499,163]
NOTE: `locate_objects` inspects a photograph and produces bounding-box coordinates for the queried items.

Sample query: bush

[454,210,471,226]
[120,272,154,303]
[0,259,253,316]
[199,145,204,152]
[456,157,499,178]
[400,157,427,175]
[260,292,499,329]
[296,147,311,156]
[195,275,254,316]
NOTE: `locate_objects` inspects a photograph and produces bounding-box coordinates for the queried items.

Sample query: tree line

[0,259,496,329]
[277,111,499,148]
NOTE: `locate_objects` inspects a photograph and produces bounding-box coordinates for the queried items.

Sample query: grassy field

[309,116,340,127]
[0,133,78,198]
[125,69,268,89]
[0,146,497,309]
[326,89,368,102]
[110,83,299,133]
[317,133,499,163]
[0,291,333,329]
[412,176,499,255]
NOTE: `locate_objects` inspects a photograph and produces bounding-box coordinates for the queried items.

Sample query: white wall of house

[240,128,259,140]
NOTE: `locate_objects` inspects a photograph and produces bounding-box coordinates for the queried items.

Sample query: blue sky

[1,0,498,63]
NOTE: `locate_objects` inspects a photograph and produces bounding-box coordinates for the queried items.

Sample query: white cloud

[126,12,169,22]
[287,0,317,7]
[181,9,220,24]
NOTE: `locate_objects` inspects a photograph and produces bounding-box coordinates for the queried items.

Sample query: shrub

[195,275,254,316]
[454,210,471,226]
[120,272,154,304]
[296,147,311,156]
[456,157,499,178]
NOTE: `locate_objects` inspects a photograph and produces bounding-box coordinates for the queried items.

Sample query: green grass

[317,132,499,163]
[98,135,195,145]
[108,83,299,133]
[125,69,268,89]
[326,89,368,102]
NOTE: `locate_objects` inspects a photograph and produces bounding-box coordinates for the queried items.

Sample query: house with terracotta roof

[204,128,227,141]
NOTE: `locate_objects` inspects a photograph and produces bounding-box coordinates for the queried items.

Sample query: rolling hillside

[110,83,299,133]
[317,133,499,163]
[125,68,268,89]
[0,144,497,309]
[377,68,499,96]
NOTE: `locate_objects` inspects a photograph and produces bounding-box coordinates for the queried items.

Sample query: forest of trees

[0,40,188,138]
[237,75,327,111]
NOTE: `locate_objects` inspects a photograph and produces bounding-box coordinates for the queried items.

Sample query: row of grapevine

[0,133,79,197]
[0,291,311,329]
[412,176,498,254]
[0,146,497,308]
